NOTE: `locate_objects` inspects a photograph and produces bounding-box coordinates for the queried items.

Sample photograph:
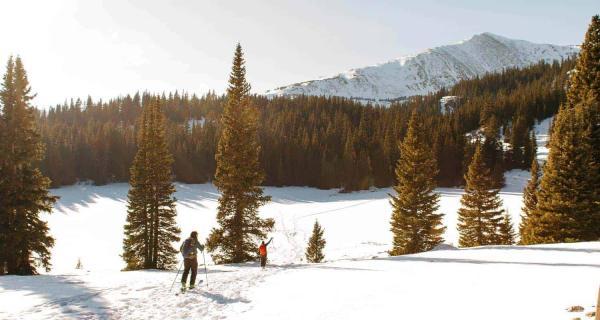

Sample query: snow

[266,33,578,102]
[33,176,533,274]
[534,116,553,162]
[2,117,598,319]
[1,243,598,319]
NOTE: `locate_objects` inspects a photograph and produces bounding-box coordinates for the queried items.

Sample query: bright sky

[0,0,597,108]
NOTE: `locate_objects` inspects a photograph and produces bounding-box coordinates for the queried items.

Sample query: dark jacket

[180,237,205,259]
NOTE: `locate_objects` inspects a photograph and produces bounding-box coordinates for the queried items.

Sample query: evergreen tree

[122,98,180,270]
[389,111,445,255]
[528,104,599,243]
[567,15,600,174]
[457,142,505,247]
[305,220,326,263]
[528,16,600,243]
[519,157,541,244]
[566,15,600,108]
[508,113,528,169]
[480,105,505,188]
[206,44,274,264]
[0,57,57,275]
[498,212,516,245]
[522,130,537,170]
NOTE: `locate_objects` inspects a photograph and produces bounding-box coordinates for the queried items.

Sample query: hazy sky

[0,0,597,108]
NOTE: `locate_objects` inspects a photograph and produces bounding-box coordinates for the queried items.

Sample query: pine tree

[0,57,58,275]
[519,157,541,244]
[528,16,600,243]
[305,220,326,263]
[522,130,537,170]
[566,15,600,108]
[122,98,180,270]
[457,141,505,247]
[206,44,274,264]
[567,15,600,174]
[480,105,505,187]
[508,114,528,168]
[528,104,599,243]
[389,111,445,255]
[498,212,516,245]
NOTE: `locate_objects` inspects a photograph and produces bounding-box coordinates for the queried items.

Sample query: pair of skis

[176,280,204,296]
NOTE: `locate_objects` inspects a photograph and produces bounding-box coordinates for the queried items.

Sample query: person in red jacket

[259,238,273,269]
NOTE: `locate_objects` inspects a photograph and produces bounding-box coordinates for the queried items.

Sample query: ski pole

[169,260,184,293]
[202,251,209,288]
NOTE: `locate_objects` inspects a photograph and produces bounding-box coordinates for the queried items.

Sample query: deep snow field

[1,117,599,319]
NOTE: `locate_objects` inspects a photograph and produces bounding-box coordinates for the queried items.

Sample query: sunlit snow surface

[1,117,598,319]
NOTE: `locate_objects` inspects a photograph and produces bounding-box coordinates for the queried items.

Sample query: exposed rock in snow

[267,33,578,102]
[440,96,461,114]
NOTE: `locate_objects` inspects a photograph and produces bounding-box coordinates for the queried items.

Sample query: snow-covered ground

[1,117,598,319]
[1,242,598,319]
[534,116,552,162]
[34,176,531,274]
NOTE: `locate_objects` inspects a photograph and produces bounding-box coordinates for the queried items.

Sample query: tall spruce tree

[206,44,274,264]
[522,130,537,170]
[389,111,445,255]
[566,15,600,109]
[305,220,326,263]
[0,57,57,275]
[567,15,600,173]
[519,156,541,244]
[498,212,516,245]
[528,104,599,243]
[457,141,505,247]
[122,98,180,270]
[480,105,505,188]
[529,16,600,243]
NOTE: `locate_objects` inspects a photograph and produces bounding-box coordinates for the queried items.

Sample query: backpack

[181,238,193,256]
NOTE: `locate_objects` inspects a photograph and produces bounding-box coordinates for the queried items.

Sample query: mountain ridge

[266,33,579,102]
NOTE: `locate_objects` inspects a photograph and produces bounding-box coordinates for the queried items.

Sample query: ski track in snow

[3,116,597,319]
[1,243,599,320]
[0,265,283,319]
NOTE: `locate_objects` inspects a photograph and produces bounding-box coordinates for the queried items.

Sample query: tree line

[37,58,574,191]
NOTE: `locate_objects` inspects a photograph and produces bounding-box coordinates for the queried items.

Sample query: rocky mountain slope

[266,33,578,102]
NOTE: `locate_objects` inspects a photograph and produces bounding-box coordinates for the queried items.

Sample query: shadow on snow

[0,275,112,318]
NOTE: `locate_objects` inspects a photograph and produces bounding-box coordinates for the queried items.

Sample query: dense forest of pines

[37,59,575,191]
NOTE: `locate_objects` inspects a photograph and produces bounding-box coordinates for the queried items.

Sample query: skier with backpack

[179,231,205,292]
[258,238,273,269]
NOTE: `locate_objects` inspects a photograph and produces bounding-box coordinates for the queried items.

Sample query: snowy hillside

[266,33,578,102]
[2,117,598,320]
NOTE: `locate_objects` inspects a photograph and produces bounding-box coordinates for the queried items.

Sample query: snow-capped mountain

[266,33,579,102]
